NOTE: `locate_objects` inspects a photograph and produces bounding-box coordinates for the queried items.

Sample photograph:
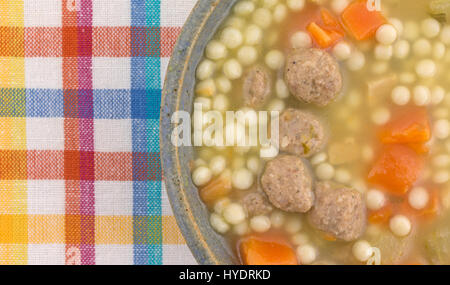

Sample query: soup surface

[189,0,450,265]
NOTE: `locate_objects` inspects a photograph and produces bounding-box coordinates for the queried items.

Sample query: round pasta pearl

[192,166,212,186]
[234,0,255,16]
[237,46,258,66]
[223,203,246,225]
[250,215,271,233]
[408,187,429,210]
[393,40,410,59]
[413,85,431,106]
[440,25,450,45]
[270,211,285,228]
[371,108,391,125]
[246,156,260,174]
[276,79,290,99]
[433,170,450,184]
[415,59,436,78]
[206,40,227,60]
[434,119,450,139]
[220,27,243,49]
[331,0,349,14]
[413,38,432,57]
[244,24,263,45]
[213,94,229,112]
[231,168,254,190]
[389,18,404,36]
[234,221,249,236]
[389,215,412,237]
[196,60,215,80]
[209,155,227,176]
[376,24,397,45]
[391,85,411,106]
[374,44,393,60]
[311,152,327,165]
[352,240,373,262]
[297,245,316,265]
[366,189,385,211]
[265,50,285,70]
[421,18,441,38]
[433,42,446,59]
[433,154,450,168]
[194,96,212,111]
[273,4,288,23]
[346,51,365,71]
[223,59,243,80]
[285,217,302,234]
[335,168,351,184]
[290,31,312,49]
[215,76,231,93]
[292,233,309,246]
[210,213,230,233]
[316,163,335,180]
[225,16,246,30]
[252,8,272,28]
[287,0,305,11]
[333,41,352,61]
[431,86,446,105]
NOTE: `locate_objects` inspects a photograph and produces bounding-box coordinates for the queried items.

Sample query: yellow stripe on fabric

[0,180,27,214]
[0,215,28,244]
[162,216,186,245]
[0,1,24,27]
[0,117,26,150]
[95,216,134,244]
[0,58,25,88]
[0,244,27,265]
[28,215,65,244]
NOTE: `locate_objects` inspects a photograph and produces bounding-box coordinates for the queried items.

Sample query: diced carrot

[199,173,232,205]
[341,0,387,40]
[307,22,343,48]
[407,143,429,155]
[320,8,345,35]
[379,108,431,144]
[239,235,298,265]
[368,144,424,196]
[368,202,393,224]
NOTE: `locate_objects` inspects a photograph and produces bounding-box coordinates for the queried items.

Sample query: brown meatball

[285,48,343,106]
[308,182,366,242]
[241,192,273,216]
[261,155,314,213]
[279,108,326,157]
[243,65,271,108]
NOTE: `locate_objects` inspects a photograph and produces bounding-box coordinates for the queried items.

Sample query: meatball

[279,108,326,157]
[241,191,273,216]
[243,65,271,108]
[285,48,343,106]
[261,155,314,213]
[308,182,366,242]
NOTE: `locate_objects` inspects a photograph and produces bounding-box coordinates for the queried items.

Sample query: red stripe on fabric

[93,27,131,57]
[24,27,62,57]
[160,27,181,57]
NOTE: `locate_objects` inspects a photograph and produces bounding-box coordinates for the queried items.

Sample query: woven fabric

[0,0,197,265]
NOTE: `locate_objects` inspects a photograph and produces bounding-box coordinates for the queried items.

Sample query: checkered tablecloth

[0,0,197,265]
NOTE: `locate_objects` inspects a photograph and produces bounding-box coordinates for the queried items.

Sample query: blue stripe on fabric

[132,119,160,153]
[131,89,161,119]
[26,89,64,118]
[93,89,131,119]
[131,57,161,89]
[131,0,161,27]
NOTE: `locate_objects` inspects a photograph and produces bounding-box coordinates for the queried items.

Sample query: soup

[189,0,450,265]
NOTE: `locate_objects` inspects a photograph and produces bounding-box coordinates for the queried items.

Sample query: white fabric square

[95,181,133,216]
[163,245,197,265]
[92,58,131,90]
[94,119,132,152]
[26,118,64,151]
[28,180,65,215]
[160,57,170,89]
[160,0,196,27]
[161,183,173,216]
[96,245,133,265]
[24,0,62,27]
[28,244,65,265]
[25,58,62,89]
[93,0,131,27]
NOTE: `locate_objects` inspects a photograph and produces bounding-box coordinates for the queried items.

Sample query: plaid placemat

[0,0,197,265]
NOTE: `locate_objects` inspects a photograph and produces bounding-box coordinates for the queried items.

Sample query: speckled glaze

[160,0,239,265]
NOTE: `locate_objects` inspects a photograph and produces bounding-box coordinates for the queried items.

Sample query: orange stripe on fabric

[162,216,186,245]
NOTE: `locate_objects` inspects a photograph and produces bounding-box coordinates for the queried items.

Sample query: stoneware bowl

[160,0,238,265]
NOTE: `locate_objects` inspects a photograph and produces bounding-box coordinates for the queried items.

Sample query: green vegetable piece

[428,0,450,23]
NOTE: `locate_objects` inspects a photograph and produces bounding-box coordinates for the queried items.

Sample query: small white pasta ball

[393,40,410,59]
[310,152,327,165]
[196,60,215,80]
[371,108,391,125]
[433,154,450,168]
[346,51,365,71]
[237,46,258,66]
[331,0,349,14]
[352,240,373,262]
[194,96,212,110]
[416,59,436,78]
[234,0,255,16]
[404,21,419,40]
[209,155,227,176]
[297,245,316,265]
[292,233,309,246]
[214,197,231,215]
[223,59,243,80]
[215,76,231,93]
[433,170,450,184]
[287,0,305,11]
[213,94,229,112]
[421,18,441,38]
[267,98,285,112]
[333,41,352,61]
[273,4,288,23]
[408,187,429,210]
[270,211,285,228]
[245,24,263,45]
[250,215,271,233]
[234,221,249,236]
[231,168,254,190]
[391,85,411,106]
[265,50,285,70]
[285,217,302,234]
[433,42,446,59]
[389,215,412,237]
[252,8,272,28]
[246,156,260,174]
[335,168,351,184]
[225,16,246,30]
[389,18,404,36]
[440,25,450,45]
[210,213,230,233]
[413,85,431,106]
[276,79,290,99]
[362,145,374,162]
[206,40,227,60]
[434,119,450,139]
[315,163,335,180]
[374,44,393,60]
[290,31,312,49]
[220,27,243,49]
[413,38,432,57]
[431,86,446,105]
[376,24,397,45]
[366,189,386,211]
[223,203,246,225]
[192,166,212,186]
